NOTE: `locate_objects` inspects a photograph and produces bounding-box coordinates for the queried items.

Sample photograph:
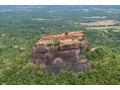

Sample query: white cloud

[0,0,120,5]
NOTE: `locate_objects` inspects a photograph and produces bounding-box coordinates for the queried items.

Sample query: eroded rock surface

[32,31,91,74]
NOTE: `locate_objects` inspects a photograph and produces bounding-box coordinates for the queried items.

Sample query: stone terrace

[36,31,84,46]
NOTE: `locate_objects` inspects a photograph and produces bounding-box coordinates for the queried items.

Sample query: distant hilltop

[32,31,91,75]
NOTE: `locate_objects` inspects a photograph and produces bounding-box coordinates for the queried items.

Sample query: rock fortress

[32,31,92,74]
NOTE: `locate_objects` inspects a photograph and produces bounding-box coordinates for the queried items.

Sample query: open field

[86,26,120,32]
[86,26,120,30]
[80,20,120,26]
[32,18,49,21]
[112,30,120,32]
[32,18,60,21]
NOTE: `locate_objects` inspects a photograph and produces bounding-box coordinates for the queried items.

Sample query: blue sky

[0,0,120,5]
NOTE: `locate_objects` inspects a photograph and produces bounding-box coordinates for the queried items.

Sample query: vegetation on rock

[65,32,68,35]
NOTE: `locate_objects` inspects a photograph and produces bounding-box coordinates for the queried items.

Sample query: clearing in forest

[80,20,120,26]
[86,26,120,30]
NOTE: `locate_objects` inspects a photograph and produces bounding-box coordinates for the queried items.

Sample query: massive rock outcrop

[32,31,91,74]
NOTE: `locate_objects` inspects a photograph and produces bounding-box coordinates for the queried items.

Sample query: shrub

[86,47,90,52]
[82,37,85,40]
[83,34,85,39]
[79,34,86,41]
[83,31,86,34]
[82,55,86,59]
[54,42,60,46]
[79,60,82,64]
[47,43,53,46]
[34,44,37,47]
[65,32,68,35]
[39,44,43,46]
[79,38,83,41]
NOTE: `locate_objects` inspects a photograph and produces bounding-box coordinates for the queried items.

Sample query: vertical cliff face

[32,31,91,74]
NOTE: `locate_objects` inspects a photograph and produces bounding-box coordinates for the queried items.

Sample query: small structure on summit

[32,31,91,74]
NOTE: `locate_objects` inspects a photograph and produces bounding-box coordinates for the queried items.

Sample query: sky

[0,0,120,5]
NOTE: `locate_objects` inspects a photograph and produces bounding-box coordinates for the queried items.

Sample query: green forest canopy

[0,5,120,85]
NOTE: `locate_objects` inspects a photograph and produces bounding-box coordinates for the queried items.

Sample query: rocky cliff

[32,31,91,74]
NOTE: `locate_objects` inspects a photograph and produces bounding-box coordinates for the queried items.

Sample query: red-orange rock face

[32,31,91,74]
